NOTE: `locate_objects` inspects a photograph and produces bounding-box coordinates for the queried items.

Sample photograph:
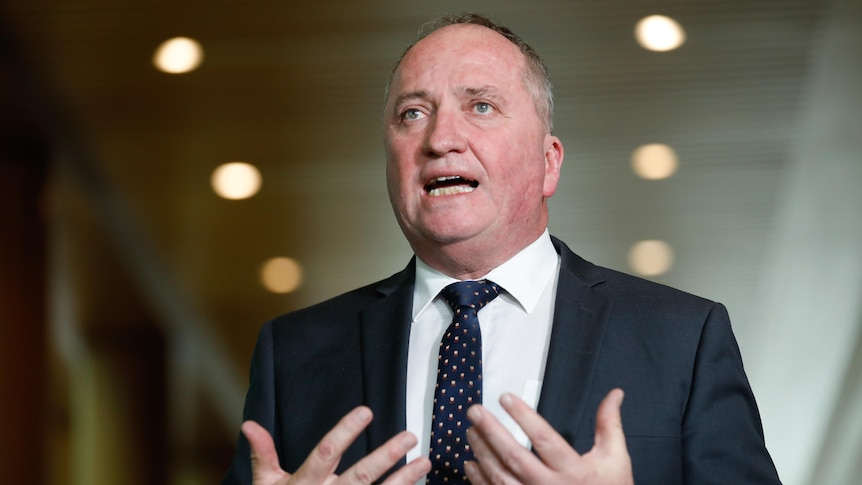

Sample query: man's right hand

[242,406,431,484]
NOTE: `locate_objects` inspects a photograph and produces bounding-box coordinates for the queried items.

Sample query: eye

[401,108,425,121]
[473,102,494,115]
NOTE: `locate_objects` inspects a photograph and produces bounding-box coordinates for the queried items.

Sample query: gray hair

[384,12,555,132]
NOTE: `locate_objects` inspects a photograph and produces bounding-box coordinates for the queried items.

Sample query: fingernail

[467,405,482,423]
[464,460,476,475]
[500,393,513,408]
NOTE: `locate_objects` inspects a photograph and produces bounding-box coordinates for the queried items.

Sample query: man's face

[383,24,563,268]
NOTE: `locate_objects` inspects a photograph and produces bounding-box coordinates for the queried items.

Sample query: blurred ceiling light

[628,240,674,276]
[635,15,686,52]
[632,143,679,180]
[153,36,204,73]
[261,257,303,294]
[211,162,262,200]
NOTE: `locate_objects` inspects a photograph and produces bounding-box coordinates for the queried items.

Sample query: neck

[412,228,546,280]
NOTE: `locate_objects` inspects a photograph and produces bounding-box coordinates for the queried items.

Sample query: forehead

[392,24,528,94]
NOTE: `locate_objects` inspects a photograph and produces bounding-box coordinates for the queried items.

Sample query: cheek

[386,137,415,176]
[502,161,549,209]
[385,159,416,213]
[510,154,546,191]
[385,158,404,202]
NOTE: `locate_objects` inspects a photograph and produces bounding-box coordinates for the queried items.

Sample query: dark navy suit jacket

[222,237,781,484]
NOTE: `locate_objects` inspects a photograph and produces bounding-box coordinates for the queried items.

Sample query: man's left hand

[464,389,633,485]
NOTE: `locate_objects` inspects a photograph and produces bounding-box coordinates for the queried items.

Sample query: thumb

[593,388,627,454]
[242,420,289,483]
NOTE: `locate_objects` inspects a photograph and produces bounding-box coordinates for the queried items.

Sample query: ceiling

[3,1,860,484]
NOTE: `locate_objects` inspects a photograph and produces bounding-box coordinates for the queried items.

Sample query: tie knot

[440,280,502,314]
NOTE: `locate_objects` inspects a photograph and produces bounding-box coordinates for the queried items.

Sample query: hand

[242,406,431,484]
[464,389,633,485]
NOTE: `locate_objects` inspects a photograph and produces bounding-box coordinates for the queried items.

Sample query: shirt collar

[412,229,560,319]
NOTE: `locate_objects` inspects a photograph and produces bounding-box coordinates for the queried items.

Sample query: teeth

[428,185,475,197]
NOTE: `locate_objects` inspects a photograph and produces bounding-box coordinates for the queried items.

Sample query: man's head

[383,13,564,279]
[385,13,555,133]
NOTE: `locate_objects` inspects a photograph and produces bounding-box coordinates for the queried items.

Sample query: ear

[542,134,564,198]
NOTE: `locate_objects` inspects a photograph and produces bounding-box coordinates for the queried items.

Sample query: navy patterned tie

[427,280,502,485]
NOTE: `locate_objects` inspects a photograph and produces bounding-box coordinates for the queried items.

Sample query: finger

[463,460,489,485]
[381,456,432,485]
[338,431,419,484]
[467,404,545,483]
[498,393,578,472]
[292,406,373,483]
[593,388,627,454]
[242,420,289,482]
[465,419,504,472]
[465,423,516,485]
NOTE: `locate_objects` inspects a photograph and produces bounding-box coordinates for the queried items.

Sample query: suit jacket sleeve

[681,302,780,483]
[221,321,278,485]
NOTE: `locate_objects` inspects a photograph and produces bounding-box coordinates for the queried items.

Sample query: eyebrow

[460,85,502,98]
[391,90,430,109]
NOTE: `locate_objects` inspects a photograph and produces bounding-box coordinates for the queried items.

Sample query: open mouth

[424,176,479,197]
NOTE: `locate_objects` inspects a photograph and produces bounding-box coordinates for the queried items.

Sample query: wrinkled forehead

[389,24,528,96]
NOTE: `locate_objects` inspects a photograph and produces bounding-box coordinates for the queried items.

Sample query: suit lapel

[359,260,416,459]
[536,238,613,449]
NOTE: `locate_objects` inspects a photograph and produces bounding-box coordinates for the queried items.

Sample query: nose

[423,108,468,157]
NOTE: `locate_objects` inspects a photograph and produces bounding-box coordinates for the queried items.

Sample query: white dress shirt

[405,230,560,464]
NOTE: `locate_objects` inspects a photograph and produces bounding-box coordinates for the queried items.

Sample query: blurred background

[1,0,860,484]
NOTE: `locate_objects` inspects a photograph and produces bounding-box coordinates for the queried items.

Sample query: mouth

[424,176,479,197]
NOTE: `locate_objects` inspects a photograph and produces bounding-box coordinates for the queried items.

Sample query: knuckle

[487,468,510,485]
[385,439,407,462]
[529,428,554,446]
[351,462,375,484]
[387,446,403,462]
[501,449,523,473]
[316,438,338,461]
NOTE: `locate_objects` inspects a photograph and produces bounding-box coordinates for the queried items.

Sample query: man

[222,13,781,485]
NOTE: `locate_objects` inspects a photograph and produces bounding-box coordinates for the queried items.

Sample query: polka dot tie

[427,280,502,485]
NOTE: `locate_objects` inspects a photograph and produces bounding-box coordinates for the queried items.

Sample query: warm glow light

[211,162,262,200]
[632,143,679,180]
[153,37,204,73]
[628,240,674,276]
[635,15,686,52]
[261,257,303,294]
